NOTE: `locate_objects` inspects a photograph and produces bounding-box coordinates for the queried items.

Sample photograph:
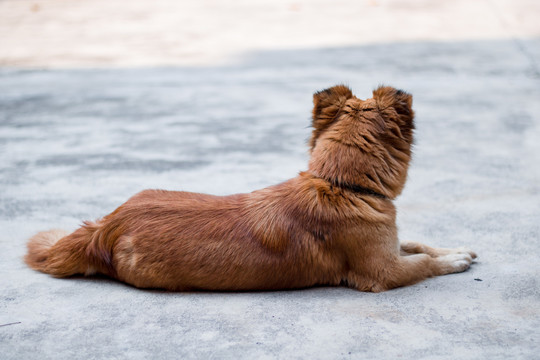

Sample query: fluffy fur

[25,85,476,292]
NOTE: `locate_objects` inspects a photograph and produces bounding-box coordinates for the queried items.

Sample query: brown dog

[25,85,476,292]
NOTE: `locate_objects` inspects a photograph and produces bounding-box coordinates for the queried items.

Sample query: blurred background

[1,0,538,68]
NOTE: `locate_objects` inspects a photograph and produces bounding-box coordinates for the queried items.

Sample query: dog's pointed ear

[372,86,413,119]
[310,85,353,150]
[372,86,414,140]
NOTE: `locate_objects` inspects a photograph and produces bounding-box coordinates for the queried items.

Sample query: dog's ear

[372,86,413,120]
[310,85,353,150]
[372,86,414,139]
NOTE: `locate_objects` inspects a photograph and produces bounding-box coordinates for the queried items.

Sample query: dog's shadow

[67,274,357,297]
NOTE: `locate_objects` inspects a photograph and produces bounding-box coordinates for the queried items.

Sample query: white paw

[438,253,473,274]
[453,247,477,260]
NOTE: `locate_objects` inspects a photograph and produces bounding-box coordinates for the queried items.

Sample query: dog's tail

[25,222,114,277]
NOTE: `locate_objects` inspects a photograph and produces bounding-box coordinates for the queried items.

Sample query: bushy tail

[25,229,70,273]
[25,225,109,277]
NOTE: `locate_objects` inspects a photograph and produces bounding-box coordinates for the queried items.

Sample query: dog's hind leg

[400,241,477,259]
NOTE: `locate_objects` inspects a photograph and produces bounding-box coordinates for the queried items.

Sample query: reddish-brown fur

[25,85,476,292]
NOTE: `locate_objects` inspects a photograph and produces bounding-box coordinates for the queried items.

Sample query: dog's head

[308,85,415,199]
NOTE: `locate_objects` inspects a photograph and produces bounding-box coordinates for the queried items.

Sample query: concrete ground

[1,1,539,359]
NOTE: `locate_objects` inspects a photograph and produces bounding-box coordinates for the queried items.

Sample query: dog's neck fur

[308,172,389,200]
[328,179,388,199]
[307,140,410,200]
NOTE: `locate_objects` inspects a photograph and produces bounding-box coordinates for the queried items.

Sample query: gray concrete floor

[1,1,540,359]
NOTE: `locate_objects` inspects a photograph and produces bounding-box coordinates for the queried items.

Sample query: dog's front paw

[436,253,473,275]
[453,247,477,260]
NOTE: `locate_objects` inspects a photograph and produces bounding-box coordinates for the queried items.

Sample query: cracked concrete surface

[1,1,539,359]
